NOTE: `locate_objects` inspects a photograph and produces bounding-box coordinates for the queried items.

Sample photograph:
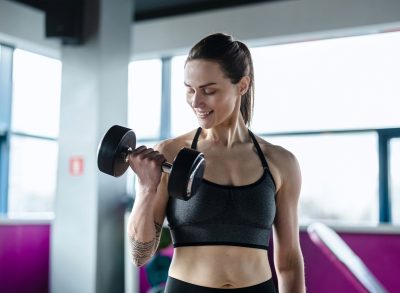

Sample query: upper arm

[272,149,303,271]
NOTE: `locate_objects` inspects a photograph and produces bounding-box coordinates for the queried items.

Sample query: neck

[203,114,249,148]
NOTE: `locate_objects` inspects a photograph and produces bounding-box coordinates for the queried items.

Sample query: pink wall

[300,232,399,292]
[1,223,399,293]
[0,224,50,293]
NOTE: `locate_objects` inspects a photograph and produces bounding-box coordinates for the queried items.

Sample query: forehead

[184,59,227,85]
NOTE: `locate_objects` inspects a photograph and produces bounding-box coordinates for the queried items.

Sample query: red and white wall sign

[69,156,84,176]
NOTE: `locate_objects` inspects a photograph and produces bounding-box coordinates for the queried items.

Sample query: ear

[238,76,251,95]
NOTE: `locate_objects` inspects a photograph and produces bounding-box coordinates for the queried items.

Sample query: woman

[128,33,306,292]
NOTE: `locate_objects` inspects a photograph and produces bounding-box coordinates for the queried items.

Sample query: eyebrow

[184,82,217,88]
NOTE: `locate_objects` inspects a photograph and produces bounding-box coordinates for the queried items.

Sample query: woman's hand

[128,146,166,193]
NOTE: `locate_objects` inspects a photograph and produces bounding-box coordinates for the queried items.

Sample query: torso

[169,246,272,288]
[161,129,282,288]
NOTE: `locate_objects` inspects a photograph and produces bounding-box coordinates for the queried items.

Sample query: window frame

[0,44,13,215]
[378,128,400,223]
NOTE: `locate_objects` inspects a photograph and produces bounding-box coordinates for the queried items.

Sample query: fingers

[154,153,166,165]
[131,145,147,155]
[130,146,166,165]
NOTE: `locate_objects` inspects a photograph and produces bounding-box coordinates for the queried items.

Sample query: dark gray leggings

[164,277,277,293]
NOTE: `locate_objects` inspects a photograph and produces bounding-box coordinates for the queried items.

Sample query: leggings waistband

[164,276,277,293]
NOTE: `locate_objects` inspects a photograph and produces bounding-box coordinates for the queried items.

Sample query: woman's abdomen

[168,246,272,288]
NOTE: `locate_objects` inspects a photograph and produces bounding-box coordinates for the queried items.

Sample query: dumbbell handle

[123,147,173,174]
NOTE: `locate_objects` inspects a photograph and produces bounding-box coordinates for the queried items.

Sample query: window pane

[12,49,61,138]
[8,135,58,215]
[251,32,400,133]
[263,132,379,224]
[128,59,162,139]
[171,55,198,137]
[390,138,400,224]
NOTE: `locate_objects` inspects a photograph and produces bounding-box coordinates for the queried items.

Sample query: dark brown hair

[186,33,255,126]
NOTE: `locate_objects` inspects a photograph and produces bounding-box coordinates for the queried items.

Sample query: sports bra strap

[248,130,270,170]
[191,127,271,171]
[191,127,202,149]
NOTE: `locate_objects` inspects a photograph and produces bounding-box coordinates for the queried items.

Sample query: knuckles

[129,147,164,167]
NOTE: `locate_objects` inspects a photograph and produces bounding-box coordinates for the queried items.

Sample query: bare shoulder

[253,135,298,168]
[153,129,198,162]
[254,136,301,191]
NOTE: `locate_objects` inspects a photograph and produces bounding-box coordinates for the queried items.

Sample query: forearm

[277,259,306,293]
[127,188,162,267]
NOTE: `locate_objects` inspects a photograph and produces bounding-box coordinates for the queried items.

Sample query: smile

[197,110,214,118]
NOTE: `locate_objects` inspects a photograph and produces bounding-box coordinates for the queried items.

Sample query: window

[128,59,162,139]
[250,31,400,224]
[8,136,58,214]
[265,132,379,224]
[171,55,198,137]
[251,31,400,133]
[390,138,400,224]
[8,49,61,216]
[12,50,61,138]
[127,59,163,196]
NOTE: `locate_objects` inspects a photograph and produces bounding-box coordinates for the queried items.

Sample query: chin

[197,122,210,129]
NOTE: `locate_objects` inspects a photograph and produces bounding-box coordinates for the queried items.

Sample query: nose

[189,91,204,108]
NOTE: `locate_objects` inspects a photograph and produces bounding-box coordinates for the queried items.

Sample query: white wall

[1,0,400,60]
[131,0,400,59]
[0,0,60,58]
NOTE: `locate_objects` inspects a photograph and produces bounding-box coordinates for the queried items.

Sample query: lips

[197,110,213,119]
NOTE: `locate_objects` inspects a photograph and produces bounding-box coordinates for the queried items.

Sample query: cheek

[186,94,195,108]
[219,92,237,111]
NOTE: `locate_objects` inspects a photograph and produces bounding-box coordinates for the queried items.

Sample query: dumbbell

[97,125,205,201]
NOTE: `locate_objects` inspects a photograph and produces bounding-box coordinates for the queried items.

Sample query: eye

[203,88,216,95]
[186,88,195,95]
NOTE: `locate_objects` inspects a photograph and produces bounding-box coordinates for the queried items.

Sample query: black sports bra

[166,128,276,250]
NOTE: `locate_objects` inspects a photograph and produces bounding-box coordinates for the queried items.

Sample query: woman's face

[184,59,243,129]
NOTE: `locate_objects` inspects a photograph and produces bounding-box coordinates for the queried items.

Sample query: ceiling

[10,0,284,22]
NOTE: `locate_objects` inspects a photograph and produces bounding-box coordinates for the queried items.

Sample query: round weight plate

[168,148,205,200]
[114,128,136,177]
[187,155,205,196]
[97,125,136,177]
